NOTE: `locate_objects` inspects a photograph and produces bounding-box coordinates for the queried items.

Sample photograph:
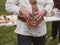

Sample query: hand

[19,7,34,27]
[19,7,31,22]
[35,9,47,26]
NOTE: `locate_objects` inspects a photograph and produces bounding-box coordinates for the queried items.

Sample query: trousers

[17,34,46,45]
[51,21,60,42]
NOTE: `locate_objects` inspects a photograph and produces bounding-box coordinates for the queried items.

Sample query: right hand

[19,7,33,27]
[19,7,31,22]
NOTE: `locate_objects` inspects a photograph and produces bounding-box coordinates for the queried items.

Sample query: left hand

[35,9,47,26]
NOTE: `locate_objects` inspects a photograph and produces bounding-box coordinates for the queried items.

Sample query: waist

[18,15,26,22]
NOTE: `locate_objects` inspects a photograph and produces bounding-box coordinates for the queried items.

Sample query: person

[48,0,60,45]
[5,0,54,45]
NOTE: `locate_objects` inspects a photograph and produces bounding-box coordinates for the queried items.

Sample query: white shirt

[5,0,54,37]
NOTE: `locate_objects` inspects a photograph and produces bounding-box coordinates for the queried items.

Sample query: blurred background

[0,0,58,45]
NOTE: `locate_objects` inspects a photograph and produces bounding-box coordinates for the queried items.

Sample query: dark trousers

[51,21,60,42]
[17,34,46,45]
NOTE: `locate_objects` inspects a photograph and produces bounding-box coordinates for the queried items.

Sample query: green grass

[0,0,59,45]
[0,0,12,15]
[46,22,58,45]
[0,26,17,45]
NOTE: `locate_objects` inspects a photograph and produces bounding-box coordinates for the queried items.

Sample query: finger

[23,15,28,22]
[26,19,33,27]
[26,12,32,19]
[36,17,43,26]
[35,14,40,20]
[38,17,43,23]
[36,16,42,23]
[22,13,30,22]
[37,14,43,20]
[23,12,32,23]
[36,14,43,24]
[35,15,39,20]
[37,14,42,21]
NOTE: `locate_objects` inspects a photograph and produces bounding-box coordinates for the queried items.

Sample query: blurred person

[5,0,54,45]
[48,0,60,45]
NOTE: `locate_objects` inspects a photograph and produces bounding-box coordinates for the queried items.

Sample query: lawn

[0,0,58,45]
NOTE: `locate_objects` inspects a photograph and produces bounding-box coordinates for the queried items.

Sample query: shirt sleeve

[5,0,22,15]
[44,0,54,16]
